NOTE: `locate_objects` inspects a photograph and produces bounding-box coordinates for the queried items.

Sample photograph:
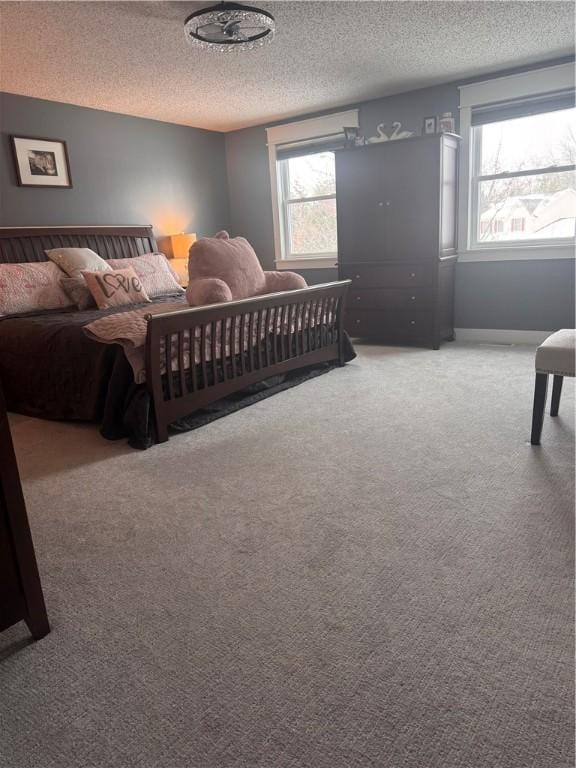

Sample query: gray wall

[455,260,575,330]
[0,93,230,241]
[225,68,575,331]
[225,124,275,269]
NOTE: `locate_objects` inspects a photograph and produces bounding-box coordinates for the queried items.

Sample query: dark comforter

[0,297,184,447]
[0,299,356,449]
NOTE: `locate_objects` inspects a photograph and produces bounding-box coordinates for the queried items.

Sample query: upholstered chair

[186,231,307,307]
[531,329,575,445]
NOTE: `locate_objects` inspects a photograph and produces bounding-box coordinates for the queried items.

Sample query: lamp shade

[170,232,197,259]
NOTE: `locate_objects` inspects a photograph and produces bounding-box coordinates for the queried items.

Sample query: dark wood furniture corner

[0,382,50,640]
[336,133,460,349]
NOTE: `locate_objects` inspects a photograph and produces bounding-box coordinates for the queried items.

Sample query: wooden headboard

[0,226,157,264]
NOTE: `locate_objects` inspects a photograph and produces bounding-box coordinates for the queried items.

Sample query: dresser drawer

[340,263,432,288]
[345,310,433,341]
[347,288,431,311]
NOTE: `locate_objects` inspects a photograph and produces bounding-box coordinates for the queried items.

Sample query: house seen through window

[473,107,576,246]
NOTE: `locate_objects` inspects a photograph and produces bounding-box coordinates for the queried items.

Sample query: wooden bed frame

[0,226,351,443]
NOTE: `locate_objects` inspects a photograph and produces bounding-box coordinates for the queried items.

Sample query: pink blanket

[84,299,329,384]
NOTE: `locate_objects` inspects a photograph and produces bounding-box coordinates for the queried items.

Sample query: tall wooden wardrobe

[336,132,459,349]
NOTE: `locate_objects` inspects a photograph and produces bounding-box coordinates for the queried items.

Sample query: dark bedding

[0,299,356,449]
[0,297,176,447]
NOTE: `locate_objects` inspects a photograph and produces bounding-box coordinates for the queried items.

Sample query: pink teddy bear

[186,231,307,307]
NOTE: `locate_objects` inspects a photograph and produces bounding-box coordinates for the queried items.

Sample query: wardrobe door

[381,138,441,262]
[336,148,385,263]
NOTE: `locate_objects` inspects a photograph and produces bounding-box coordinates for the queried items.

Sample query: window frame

[469,119,576,251]
[266,109,358,270]
[278,151,338,263]
[458,63,575,263]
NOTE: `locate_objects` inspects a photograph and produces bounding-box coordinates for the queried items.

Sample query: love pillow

[82,267,151,310]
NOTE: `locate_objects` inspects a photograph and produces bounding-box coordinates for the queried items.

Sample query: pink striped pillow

[107,253,183,299]
[0,262,74,316]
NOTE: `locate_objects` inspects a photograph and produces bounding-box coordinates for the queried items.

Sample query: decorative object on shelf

[422,116,437,135]
[438,112,456,133]
[184,2,275,52]
[388,122,414,140]
[366,122,414,144]
[344,126,360,148]
[169,232,197,259]
[366,124,388,144]
[11,135,72,188]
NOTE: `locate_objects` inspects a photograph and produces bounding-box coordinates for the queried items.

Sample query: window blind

[471,89,575,127]
[275,132,347,161]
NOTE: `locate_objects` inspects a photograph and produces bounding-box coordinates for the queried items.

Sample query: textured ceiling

[0,1,574,132]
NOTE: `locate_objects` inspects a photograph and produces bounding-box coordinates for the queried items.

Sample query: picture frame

[438,114,456,133]
[343,126,360,148]
[422,116,437,135]
[10,135,72,188]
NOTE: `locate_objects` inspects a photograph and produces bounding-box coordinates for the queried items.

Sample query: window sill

[275,257,338,270]
[458,243,575,263]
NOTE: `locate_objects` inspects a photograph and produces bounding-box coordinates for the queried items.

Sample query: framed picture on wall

[343,126,360,148]
[11,136,72,188]
[422,116,437,135]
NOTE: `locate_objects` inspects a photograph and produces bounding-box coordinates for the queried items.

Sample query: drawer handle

[355,274,361,279]
[411,296,416,301]
[356,296,361,301]
[355,319,361,324]
[410,320,416,325]
[410,273,416,279]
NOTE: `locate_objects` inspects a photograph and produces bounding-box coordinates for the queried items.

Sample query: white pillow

[45,247,110,278]
[107,253,184,298]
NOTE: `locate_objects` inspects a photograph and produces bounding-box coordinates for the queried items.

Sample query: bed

[0,226,353,447]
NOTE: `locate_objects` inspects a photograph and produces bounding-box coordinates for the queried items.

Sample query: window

[470,107,576,248]
[458,63,575,260]
[266,109,358,268]
[277,151,337,261]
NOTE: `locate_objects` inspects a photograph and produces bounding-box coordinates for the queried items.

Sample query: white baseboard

[455,328,551,345]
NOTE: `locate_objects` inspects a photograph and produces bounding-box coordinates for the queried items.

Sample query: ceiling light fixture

[184,2,275,53]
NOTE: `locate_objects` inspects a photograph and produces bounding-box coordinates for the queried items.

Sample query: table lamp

[168,233,196,287]
[170,232,197,259]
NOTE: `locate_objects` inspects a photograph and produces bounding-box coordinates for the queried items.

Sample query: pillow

[45,247,110,278]
[107,253,184,298]
[82,267,151,310]
[60,276,97,311]
[0,261,75,316]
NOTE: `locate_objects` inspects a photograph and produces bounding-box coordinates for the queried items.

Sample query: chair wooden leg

[550,375,563,417]
[530,372,548,445]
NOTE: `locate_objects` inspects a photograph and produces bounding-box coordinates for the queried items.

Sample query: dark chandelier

[184,2,276,53]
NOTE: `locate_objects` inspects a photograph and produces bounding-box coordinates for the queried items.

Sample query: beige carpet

[1,343,574,768]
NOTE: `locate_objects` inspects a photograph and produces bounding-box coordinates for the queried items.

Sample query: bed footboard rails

[145,280,351,443]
